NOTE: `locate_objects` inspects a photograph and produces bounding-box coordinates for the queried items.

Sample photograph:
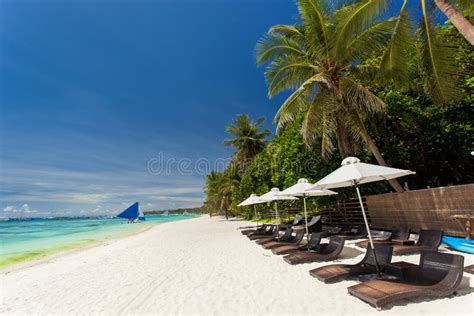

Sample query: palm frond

[345,18,399,62]
[297,0,330,57]
[348,64,379,81]
[377,9,414,86]
[255,32,305,66]
[340,77,386,113]
[301,90,336,157]
[419,0,465,104]
[256,116,265,126]
[265,56,317,97]
[455,0,474,12]
[274,73,330,132]
[269,24,304,39]
[344,108,367,147]
[333,0,389,60]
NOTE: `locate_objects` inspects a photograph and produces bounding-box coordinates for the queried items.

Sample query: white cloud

[1,204,37,215]
[0,162,205,216]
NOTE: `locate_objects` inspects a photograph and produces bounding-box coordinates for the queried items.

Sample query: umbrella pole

[303,195,310,250]
[355,185,381,276]
[303,195,309,242]
[275,201,279,240]
[253,204,258,228]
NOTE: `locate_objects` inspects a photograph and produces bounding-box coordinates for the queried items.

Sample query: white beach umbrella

[259,188,298,225]
[308,157,415,275]
[277,178,337,239]
[238,193,265,206]
[237,194,266,226]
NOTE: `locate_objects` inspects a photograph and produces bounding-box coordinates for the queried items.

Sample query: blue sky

[0,1,430,217]
[0,0,299,217]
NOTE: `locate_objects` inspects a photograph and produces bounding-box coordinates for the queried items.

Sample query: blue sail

[117,202,139,220]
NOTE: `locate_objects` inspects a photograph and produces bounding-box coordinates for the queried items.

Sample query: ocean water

[0,215,193,267]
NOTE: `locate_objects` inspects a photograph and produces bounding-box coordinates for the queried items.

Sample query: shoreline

[1,224,155,275]
[0,216,195,273]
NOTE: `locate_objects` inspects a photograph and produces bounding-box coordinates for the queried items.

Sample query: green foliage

[203,1,473,218]
[204,115,271,217]
[224,114,271,176]
[204,170,239,218]
[232,115,344,219]
[418,0,465,104]
[368,23,474,189]
[370,90,473,189]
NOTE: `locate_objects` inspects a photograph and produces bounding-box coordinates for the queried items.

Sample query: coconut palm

[217,176,239,220]
[256,0,407,192]
[224,114,271,174]
[204,171,222,216]
[204,171,238,219]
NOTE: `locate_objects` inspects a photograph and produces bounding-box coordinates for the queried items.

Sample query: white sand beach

[1,216,473,315]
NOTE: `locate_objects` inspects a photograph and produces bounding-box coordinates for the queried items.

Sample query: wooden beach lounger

[391,229,443,255]
[253,215,305,243]
[272,232,323,255]
[464,264,474,274]
[309,245,393,283]
[347,251,464,309]
[336,225,368,240]
[283,236,345,265]
[256,227,293,245]
[261,216,321,248]
[249,214,303,240]
[261,230,305,249]
[247,224,273,237]
[271,217,322,255]
[355,228,411,248]
[278,214,304,231]
[248,225,278,240]
[291,215,322,234]
[241,224,266,235]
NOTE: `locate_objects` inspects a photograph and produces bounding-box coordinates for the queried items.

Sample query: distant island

[144,206,204,215]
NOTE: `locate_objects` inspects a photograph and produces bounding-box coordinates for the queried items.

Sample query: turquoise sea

[0,214,193,267]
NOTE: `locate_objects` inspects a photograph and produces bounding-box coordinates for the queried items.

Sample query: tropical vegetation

[204,0,473,219]
[224,114,271,175]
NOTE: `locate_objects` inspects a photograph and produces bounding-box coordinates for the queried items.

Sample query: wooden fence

[257,184,473,237]
[366,184,474,237]
[319,197,368,227]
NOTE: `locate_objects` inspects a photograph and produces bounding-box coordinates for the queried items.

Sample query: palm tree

[224,114,271,175]
[434,0,474,45]
[217,176,239,220]
[256,0,407,192]
[204,171,238,219]
[204,171,222,216]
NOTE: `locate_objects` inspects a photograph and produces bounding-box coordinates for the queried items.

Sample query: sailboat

[116,202,145,223]
[137,208,145,221]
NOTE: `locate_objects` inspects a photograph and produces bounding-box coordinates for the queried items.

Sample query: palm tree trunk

[434,0,474,45]
[359,129,405,193]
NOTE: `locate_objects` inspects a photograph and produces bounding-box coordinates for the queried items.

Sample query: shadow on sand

[352,275,474,311]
